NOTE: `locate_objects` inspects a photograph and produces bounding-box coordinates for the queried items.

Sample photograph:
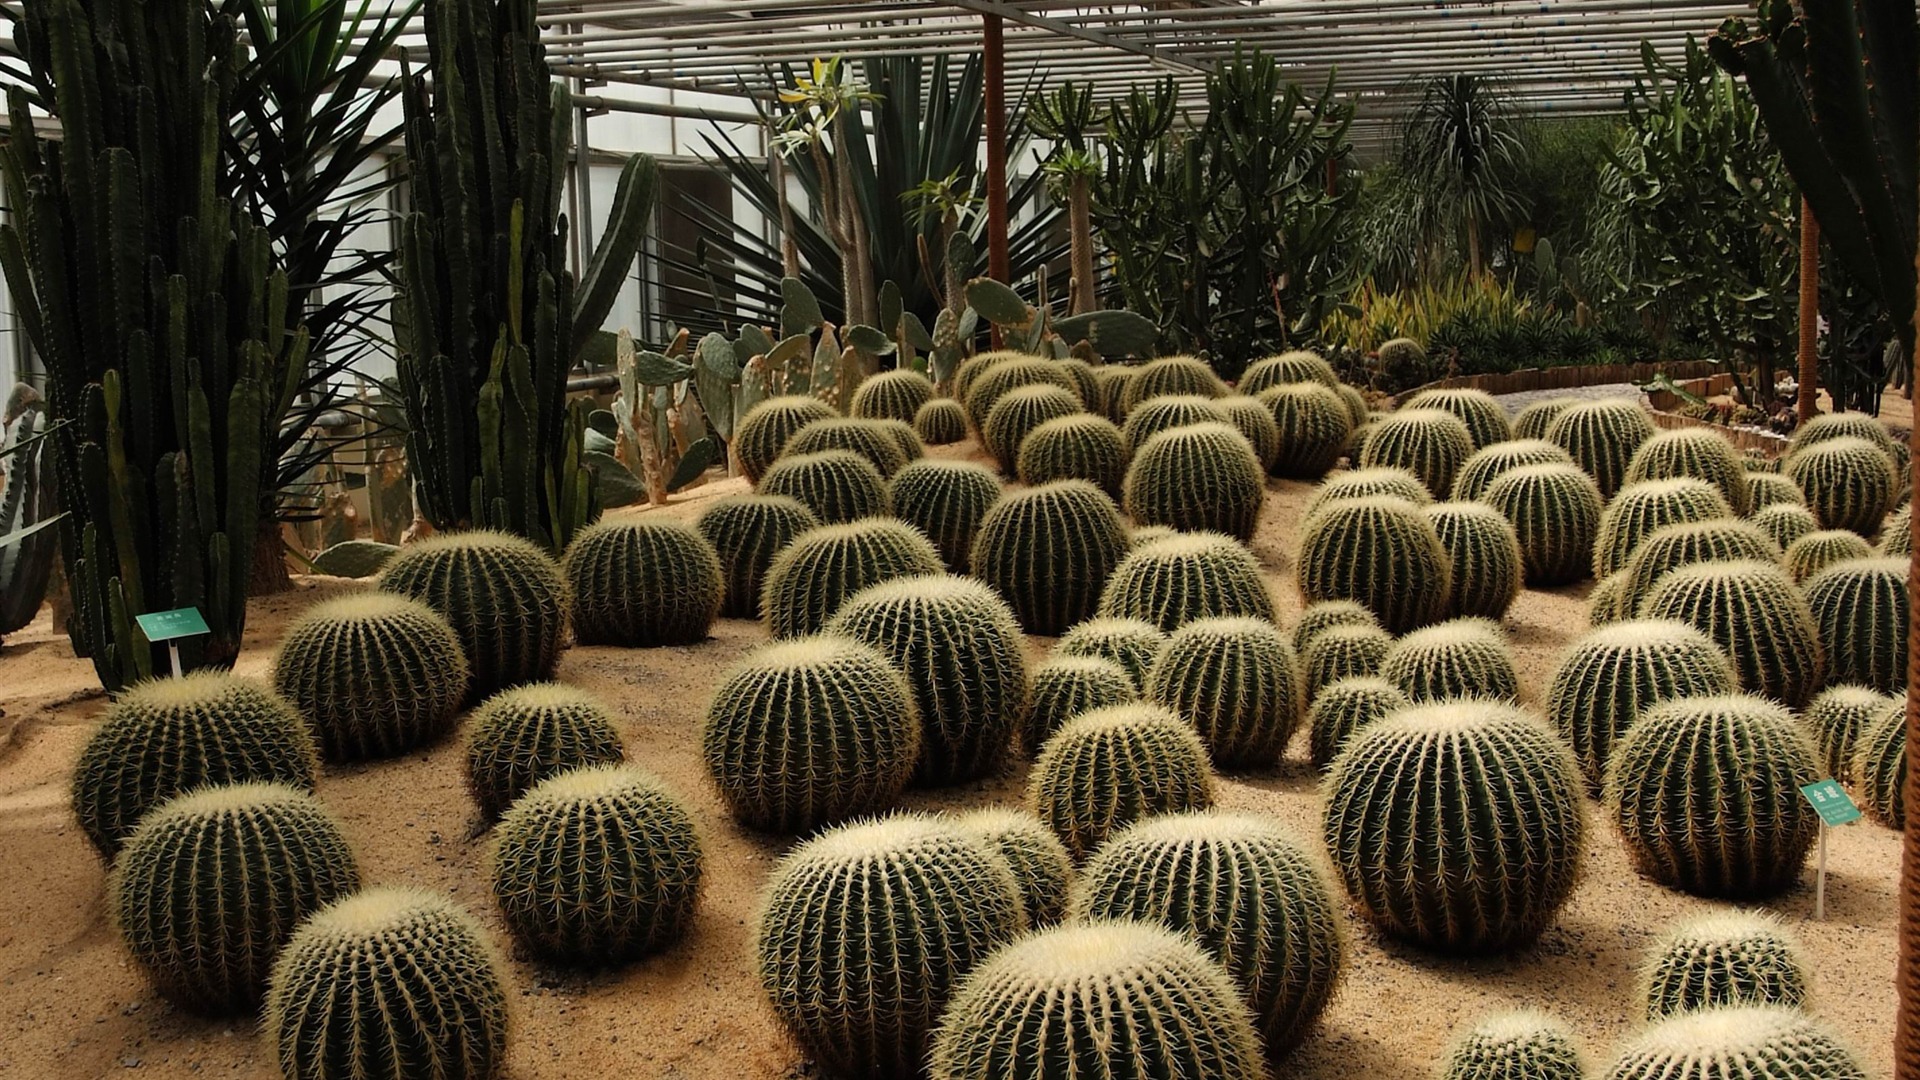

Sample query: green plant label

[1799,779,1862,827]
[134,606,210,643]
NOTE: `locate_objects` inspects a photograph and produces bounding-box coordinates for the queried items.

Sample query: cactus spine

[970,480,1130,635]
[1381,617,1520,703]
[1425,501,1524,620]
[1296,495,1451,633]
[1544,398,1656,499]
[953,808,1075,927]
[1023,656,1139,755]
[1592,478,1735,579]
[378,530,569,697]
[1123,422,1267,541]
[1056,616,1168,691]
[1309,676,1411,771]
[1625,428,1754,514]
[1545,620,1737,790]
[1403,388,1513,450]
[1029,703,1216,858]
[1639,911,1809,1020]
[890,459,1002,572]
[1483,463,1604,586]
[850,368,935,422]
[1146,616,1303,768]
[756,448,892,525]
[563,518,724,646]
[913,398,969,445]
[1099,530,1277,631]
[696,494,822,618]
[1450,439,1576,502]
[272,594,470,760]
[1804,684,1895,783]
[465,682,626,820]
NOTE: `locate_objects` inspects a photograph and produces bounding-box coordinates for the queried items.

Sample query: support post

[1902,254,1920,1078]
[1797,197,1819,422]
[1816,820,1828,921]
[983,12,1010,285]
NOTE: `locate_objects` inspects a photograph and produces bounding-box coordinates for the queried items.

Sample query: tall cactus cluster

[1296,496,1450,633]
[1123,422,1267,541]
[1639,912,1809,1020]
[271,594,470,760]
[1380,617,1520,703]
[1257,382,1354,480]
[1029,702,1216,858]
[696,494,822,617]
[1425,502,1523,619]
[1146,616,1303,767]
[1591,478,1735,579]
[465,682,626,820]
[1100,530,1277,631]
[1483,463,1604,585]
[761,518,944,638]
[0,387,60,645]
[1545,621,1736,789]
[379,530,569,697]
[1803,557,1908,693]
[1357,407,1475,497]
[563,519,723,647]
[1544,398,1656,498]
[971,480,1130,635]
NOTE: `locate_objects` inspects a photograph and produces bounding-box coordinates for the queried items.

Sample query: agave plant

[1390,73,1529,280]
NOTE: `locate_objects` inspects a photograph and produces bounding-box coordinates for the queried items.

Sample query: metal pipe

[983,10,1010,290]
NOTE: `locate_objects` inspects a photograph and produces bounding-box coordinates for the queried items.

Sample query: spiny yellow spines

[1056,616,1168,691]
[1850,698,1906,828]
[871,418,926,463]
[1783,529,1874,583]
[1256,382,1354,480]
[1404,388,1513,450]
[491,765,701,964]
[1335,383,1372,431]
[1302,623,1394,694]
[1147,617,1303,768]
[1783,435,1898,535]
[265,887,507,1080]
[971,480,1131,636]
[736,395,839,483]
[1747,470,1807,514]
[1588,571,1631,626]
[1641,560,1824,708]
[1618,519,1784,615]
[1119,354,1228,412]
[928,920,1265,1080]
[1603,693,1819,897]
[891,459,1001,572]
[1098,530,1277,632]
[782,416,912,477]
[827,576,1030,786]
[1787,410,1898,458]
[1241,349,1339,394]
[1439,1010,1587,1080]
[696,494,822,618]
[1625,428,1753,515]
[913,398,969,445]
[1131,524,1181,548]
[1309,676,1411,772]
[1058,358,1100,408]
[109,783,359,1013]
[1545,620,1736,791]
[1017,413,1128,498]
[465,682,625,821]
[1544,397,1656,499]
[850,367,936,422]
[1426,502,1524,620]
[1297,495,1451,633]
[761,518,944,639]
[983,383,1084,474]
[757,814,1025,1080]
[271,594,469,761]
[1382,618,1520,703]
[1119,393,1233,454]
[1306,466,1433,515]
[1375,337,1427,384]
[952,350,1018,408]
[1218,395,1282,471]
[1592,478,1735,579]
[1751,501,1819,553]
[1292,599,1384,653]
[953,807,1074,927]
[1483,463,1605,586]
[1124,422,1267,542]
[1451,438,1576,502]
[1357,407,1476,497]
[1600,1006,1867,1080]
[965,357,1081,429]
[1074,813,1345,1058]
[562,518,723,647]
[73,673,318,858]
[756,448,891,525]
[1023,656,1139,756]
[1880,502,1913,557]
[1029,703,1216,858]
[1324,701,1585,952]
[1512,397,1582,441]
[378,530,568,698]
[1640,911,1809,1021]
[1091,364,1138,422]
[1804,684,1895,782]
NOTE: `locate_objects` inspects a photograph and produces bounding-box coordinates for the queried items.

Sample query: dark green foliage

[1451,439,1575,502]
[0,390,58,639]
[953,808,1074,927]
[1302,624,1394,694]
[1023,656,1138,756]
[762,519,944,639]
[465,682,625,821]
[273,594,470,760]
[756,449,892,524]
[1750,502,1819,553]
[1291,599,1382,652]
[914,398,969,446]
[1851,698,1907,829]
[696,495,822,618]
[1546,620,1737,790]
[1618,519,1783,615]
[783,417,912,477]
[983,384,1084,474]
[1219,395,1283,471]
[1305,467,1432,515]
[1120,394,1233,454]
[1240,350,1339,394]
[1029,703,1216,858]
[379,530,568,697]
[1057,617,1167,691]
[1483,463,1604,586]
[1425,502,1523,620]
[1601,1007,1867,1080]
[1017,414,1128,499]
[1640,912,1808,1020]
[971,480,1131,635]
[851,369,936,422]
[1403,388,1512,450]
[1544,398,1656,499]
[1123,423,1267,542]
[1296,496,1451,632]
[1119,356,1228,412]
[1511,398,1580,441]
[965,358,1080,429]
[1626,429,1754,514]
[1147,617,1303,768]
[1783,529,1874,583]
[1440,1011,1588,1080]
[1099,531,1276,632]
[1592,478,1734,578]
[1308,677,1409,771]
[737,396,837,482]
[1256,383,1353,480]
[891,459,1001,571]
[563,518,723,647]
[1804,557,1908,694]
[1783,435,1898,534]
[1642,560,1823,707]
[1357,407,1476,497]
[1746,471,1806,513]
[1803,684,1894,783]
[1381,618,1520,703]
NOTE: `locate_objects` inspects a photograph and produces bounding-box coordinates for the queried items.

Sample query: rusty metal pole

[1902,208,1920,1080]
[983,12,1010,284]
[1797,198,1820,423]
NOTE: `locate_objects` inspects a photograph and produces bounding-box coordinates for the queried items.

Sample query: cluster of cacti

[929,921,1265,1080]
[1512,397,1581,441]
[1425,502,1524,619]
[1306,466,1433,514]
[1218,395,1282,470]
[264,888,507,1080]
[1119,355,1228,411]
[782,417,912,477]
[702,635,921,832]
[1308,676,1410,770]
[1787,411,1898,457]
[1324,700,1584,952]
[1545,620,1737,789]
[1747,470,1807,513]
[271,594,470,760]
[1804,685,1895,782]
[1146,617,1303,767]
[1241,349,1339,394]
[756,449,893,524]
[491,764,701,964]
[915,398,970,445]
[1056,617,1168,690]
[761,519,944,638]
[966,358,1081,429]
[1404,388,1512,450]
[952,808,1075,926]
[1440,1011,1587,1080]
[1751,502,1819,553]
[1074,812,1345,1056]
[1804,556,1908,694]
[827,576,1030,785]
[109,783,360,1013]
[1880,503,1913,557]
[696,495,822,618]
[1783,436,1898,535]
[465,682,626,820]
[1618,519,1783,614]
[1022,655,1139,755]
[982,384,1084,473]
[1357,407,1476,496]
[891,459,1002,571]
[1850,697,1907,828]
[971,480,1131,635]
[1451,439,1575,501]
[1625,429,1754,514]
[736,396,838,482]
[1292,599,1383,652]
[1016,413,1129,497]
[1256,382,1354,479]
[1640,912,1808,1020]
[1123,422,1267,541]
[1640,560,1824,707]
[1603,693,1819,896]
[1091,365,1137,422]
[380,530,568,697]
[1302,623,1395,693]
[1099,530,1277,631]
[563,518,723,647]
[757,815,1024,1080]
[1544,398,1656,498]
[1483,463,1605,585]
[1375,337,1427,384]
[1120,394,1232,453]
[0,389,57,643]
[1600,1007,1866,1080]
[850,368,936,422]
[1029,703,1216,858]
[73,673,319,858]
[1592,478,1735,578]
[1297,495,1451,633]
[1784,529,1874,582]
[1381,618,1520,703]
[1588,571,1632,625]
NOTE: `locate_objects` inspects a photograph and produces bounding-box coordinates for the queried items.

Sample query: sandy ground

[0,434,1902,1080]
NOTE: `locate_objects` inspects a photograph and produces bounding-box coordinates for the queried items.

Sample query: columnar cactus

[952,808,1075,926]
[928,921,1265,1080]
[1747,470,1807,514]
[1074,812,1346,1056]
[1302,624,1394,694]
[970,480,1131,635]
[1588,571,1632,625]
[1257,382,1354,480]
[914,398,969,445]
[1451,439,1576,502]
[1803,556,1908,694]
[1056,616,1168,691]
[1146,617,1303,767]
[1641,560,1824,708]
[1600,1007,1867,1080]
[761,518,945,638]
[1440,1011,1587,1080]
[264,888,507,1080]
[1404,388,1513,450]
[756,448,892,524]
[1292,599,1384,652]
[1023,656,1139,755]
[1099,530,1277,631]
[272,595,470,760]
[1751,502,1819,553]
[1029,703,1216,858]
[891,459,1002,571]
[466,682,626,820]
[1787,410,1899,457]
[1325,700,1584,952]
[1357,407,1476,497]
[983,384,1085,474]
[827,575,1031,786]
[73,674,318,858]
[1483,463,1605,586]
[1119,354,1228,411]
[850,368,936,422]
[1783,529,1874,583]
[757,815,1025,1080]
[562,518,723,647]
[1783,435,1898,534]
[1240,349,1339,394]
[1604,693,1820,896]
[1639,912,1809,1020]
[1123,422,1267,541]
[1381,618,1520,703]
[1618,519,1784,615]
[1091,365,1137,422]
[736,395,837,482]
[1592,478,1735,578]
[1218,395,1282,471]
[1879,503,1913,557]
[110,783,360,1013]
[491,764,701,964]
[1545,620,1737,789]
[1512,397,1581,441]
[696,494,822,618]
[1296,495,1452,632]
[1850,697,1907,828]
[782,417,912,477]
[1625,428,1754,514]
[379,530,568,697]
[1425,502,1524,620]
[1803,684,1895,782]
[1017,413,1128,498]
[1544,398,1656,498]
[1119,394,1233,453]
[1305,466,1433,515]
[965,358,1081,429]
[1308,676,1410,770]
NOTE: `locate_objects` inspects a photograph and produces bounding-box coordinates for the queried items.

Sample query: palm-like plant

[1394,74,1529,278]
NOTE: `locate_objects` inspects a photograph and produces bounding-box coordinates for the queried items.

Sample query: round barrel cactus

[73,673,318,858]
[1512,397,1581,441]
[1784,529,1874,583]
[563,518,723,647]
[1851,697,1907,829]
[1545,620,1737,790]
[1257,382,1353,480]
[1625,428,1753,514]
[870,417,925,464]
[952,350,1017,409]
[1357,407,1476,497]
[1023,655,1138,756]
[1787,410,1898,457]
[757,448,892,524]
[1123,422,1267,541]
[1784,435,1897,535]
[1588,571,1631,625]
[970,480,1131,635]
[1747,470,1807,514]
[965,357,1081,429]
[1375,337,1427,384]
[1029,702,1216,858]
[891,458,1001,571]
[1803,684,1895,783]
[1240,349,1338,393]
[1147,616,1303,768]
[265,888,507,1080]
[1335,383,1371,430]
[272,594,469,760]
[1592,478,1734,579]
[1483,463,1604,586]
[983,383,1084,474]
[736,395,837,482]
[1641,560,1823,707]
[1091,365,1136,422]
[1292,598,1383,652]
[1639,911,1808,1021]
[1425,501,1523,620]
[1804,556,1907,693]
[1218,395,1282,470]
[1131,523,1181,548]
[758,814,1025,1080]
[850,368,936,422]
[1451,438,1576,502]
[1880,501,1912,557]
[1119,393,1232,453]
[1056,616,1167,691]
[1440,1011,1587,1080]
[1618,519,1784,614]
[827,575,1030,786]
[783,416,912,477]
[1305,466,1433,515]
[1544,397,1656,498]
[1308,675,1411,772]
[702,635,922,832]
[761,518,945,638]
[1404,387,1512,450]
[1058,358,1100,407]
[1099,530,1276,631]
[1603,693,1820,896]
[1381,617,1520,703]
[914,398,969,446]
[953,807,1074,927]
[1296,495,1451,632]
[465,682,625,821]
[1017,413,1128,498]
[1120,355,1228,411]
[379,529,567,697]
[1600,1006,1866,1080]
[1302,623,1394,694]
[1750,501,1819,553]
[1324,700,1584,952]
[1075,812,1345,1056]
[696,494,822,618]
[110,783,359,1013]
[492,764,701,964]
